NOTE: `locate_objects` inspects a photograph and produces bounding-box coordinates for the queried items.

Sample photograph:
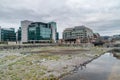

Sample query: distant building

[113,35,120,40]
[102,36,111,40]
[50,22,58,43]
[56,32,59,42]
[63,25,94,43]
[93,33,100,39]
[92,33,101,42]
[16,27,21,43]
[0,26,16,42]
[19,20,58,43]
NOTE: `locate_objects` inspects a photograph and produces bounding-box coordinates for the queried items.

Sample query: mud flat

[0,46,110,80]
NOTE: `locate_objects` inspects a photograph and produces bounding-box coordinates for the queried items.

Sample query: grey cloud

[0,0,120,38]
[85,19,120,36]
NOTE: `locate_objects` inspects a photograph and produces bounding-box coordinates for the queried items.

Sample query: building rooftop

[63,25,92,33]
[75,25,92,31]
[1,28,15,31]
[63,28,73,32]
[31,22,47,25]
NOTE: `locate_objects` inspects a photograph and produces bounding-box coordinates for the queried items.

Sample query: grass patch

[0,55,19,65]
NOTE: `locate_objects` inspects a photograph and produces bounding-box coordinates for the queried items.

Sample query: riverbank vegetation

[0,46,110,80]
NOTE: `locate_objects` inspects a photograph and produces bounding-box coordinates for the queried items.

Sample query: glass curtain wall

[28,23,52,41]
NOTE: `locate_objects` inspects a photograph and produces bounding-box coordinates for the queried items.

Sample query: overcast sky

[0,0,120,38]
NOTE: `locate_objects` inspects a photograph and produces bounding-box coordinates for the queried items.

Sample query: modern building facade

[0,26,16,42]
[93,33,100,39]
[50,22,57,43]
[21,20,33,43]
[20,20,59,43]
[63,25,94,43]
[16,27,21,43]
[113,35,120,40]
[28,22,52,43]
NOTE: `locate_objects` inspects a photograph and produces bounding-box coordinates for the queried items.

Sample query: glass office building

[0,27,16,42]
[18,21,59,43]
[16,27,21,41]
[27,22,58,43]
[28,22,52,42]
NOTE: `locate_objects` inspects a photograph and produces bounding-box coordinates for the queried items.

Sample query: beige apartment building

[63,25,94,44]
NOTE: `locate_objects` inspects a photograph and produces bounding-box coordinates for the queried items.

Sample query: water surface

[61,53,120,80]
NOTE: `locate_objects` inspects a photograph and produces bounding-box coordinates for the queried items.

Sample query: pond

[61,52,120,80]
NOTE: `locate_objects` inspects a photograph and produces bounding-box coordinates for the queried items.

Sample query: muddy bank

[21,49,90,54]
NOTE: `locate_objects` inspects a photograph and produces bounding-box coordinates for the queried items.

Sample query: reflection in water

[61,53,120,80]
